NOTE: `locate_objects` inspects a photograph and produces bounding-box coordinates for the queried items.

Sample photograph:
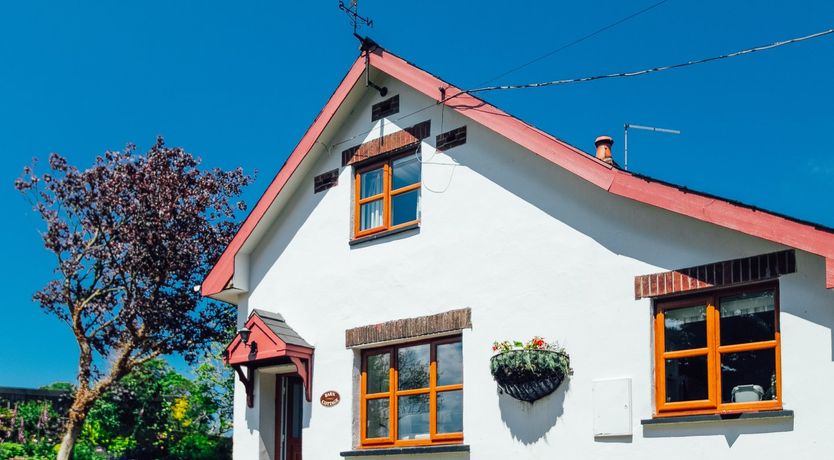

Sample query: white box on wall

[592,377,632,437]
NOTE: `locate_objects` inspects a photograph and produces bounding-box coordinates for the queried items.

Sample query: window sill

[340,445,469,457]
[641,409,793,426]
[349,223,420,246]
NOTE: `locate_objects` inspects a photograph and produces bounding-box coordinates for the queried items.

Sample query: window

[654,283,782,416]
[354,152,420,238]
[360,336,463,448]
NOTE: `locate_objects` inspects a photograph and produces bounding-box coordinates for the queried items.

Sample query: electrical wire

[323,25,834,194]
[330,27,834,151]
[478,0,671,86]
[447,27,834,100]
[318,26,833,199]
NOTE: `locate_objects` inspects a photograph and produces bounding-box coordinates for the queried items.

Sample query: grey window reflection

[398,344,430,390]
[437,342,463,386]
[721,348,777,403]
[391,189,419,226]
[397,394,429,440]
[392,154,420,190]
[367,353,390,394]
[436,390,463,434]
[720,290,775,345]
[366,399,389,438]
[664,305,707,351]
[361,168,383,198]
[665,355,709,402]
[291,382,303,438]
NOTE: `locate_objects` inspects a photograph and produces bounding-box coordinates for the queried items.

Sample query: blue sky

[1,1,832,387]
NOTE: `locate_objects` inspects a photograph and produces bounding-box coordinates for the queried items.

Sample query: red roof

[202,46,834,297]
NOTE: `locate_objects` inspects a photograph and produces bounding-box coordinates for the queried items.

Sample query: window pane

[367,353,390,394]
[360,199,383,230]
[397,394,429,440]
[437,390,463,434]
[664,305,707,352]
[398,344,430,390]
[360,168,383,198]
[391,189,419,227]
[392,154,420,190]
[366,399,389,439]
[720,291,775,345]
[437,342,463,386]
[721,348,777,403]
[665,355,709,402]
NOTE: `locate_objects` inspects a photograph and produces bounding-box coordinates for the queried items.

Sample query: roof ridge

[250,308,285,322]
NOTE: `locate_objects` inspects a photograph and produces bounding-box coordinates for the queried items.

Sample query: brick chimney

[595,136,614,164]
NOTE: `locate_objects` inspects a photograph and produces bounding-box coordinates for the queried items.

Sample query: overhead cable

[479,0,671,85]
[329,28,833,152]
[448,28,834,101]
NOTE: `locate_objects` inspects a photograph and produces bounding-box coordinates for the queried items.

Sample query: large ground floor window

[654,282,782,416]
[360,336,463,447]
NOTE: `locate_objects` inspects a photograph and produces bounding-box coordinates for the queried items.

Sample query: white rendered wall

[230,74,834,459]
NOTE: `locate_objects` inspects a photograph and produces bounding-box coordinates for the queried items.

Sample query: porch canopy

[224,309,314,407]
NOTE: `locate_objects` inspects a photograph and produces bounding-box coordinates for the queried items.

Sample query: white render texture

[228,74,834,459]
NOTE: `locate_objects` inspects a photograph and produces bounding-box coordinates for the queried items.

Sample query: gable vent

[436,126,467,151]
[371,95,400,121]
[313,168,339,193]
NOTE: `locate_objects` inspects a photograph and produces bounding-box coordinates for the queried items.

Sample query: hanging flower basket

[490,338,572,403]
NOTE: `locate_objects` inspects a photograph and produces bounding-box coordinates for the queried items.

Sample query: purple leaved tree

[16,138,253,459]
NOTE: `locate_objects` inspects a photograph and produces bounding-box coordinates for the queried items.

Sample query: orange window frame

[353,152,420,239]
[359,336,463,448]
[653,282,782,417]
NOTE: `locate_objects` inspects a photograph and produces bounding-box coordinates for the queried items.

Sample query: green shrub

[0,442,27,459]
[70,440,107,460]
[169,434,231,460]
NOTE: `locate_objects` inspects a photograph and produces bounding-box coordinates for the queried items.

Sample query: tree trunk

[56,417,83,460]
[56,392,92,460]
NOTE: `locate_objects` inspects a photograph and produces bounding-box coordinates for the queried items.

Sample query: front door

[276,376,303,460]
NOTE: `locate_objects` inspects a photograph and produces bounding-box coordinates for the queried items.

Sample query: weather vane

[339,0,374,40]
[338,1,385,96]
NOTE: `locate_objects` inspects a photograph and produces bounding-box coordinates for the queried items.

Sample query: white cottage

[205,40,834,460]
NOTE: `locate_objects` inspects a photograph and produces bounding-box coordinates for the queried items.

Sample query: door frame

[275,375,303,460]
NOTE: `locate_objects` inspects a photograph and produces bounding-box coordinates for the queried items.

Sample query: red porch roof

[225,310,314,405]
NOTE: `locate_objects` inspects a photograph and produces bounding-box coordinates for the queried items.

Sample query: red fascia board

[370,50,834,268]
[203,47,834,298]
[202,57,368,297]
[609,171,834,258]
[369,47,834,261]
[827,258,834,289]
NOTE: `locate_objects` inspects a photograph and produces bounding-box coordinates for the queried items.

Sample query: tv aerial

[623,123,681,171]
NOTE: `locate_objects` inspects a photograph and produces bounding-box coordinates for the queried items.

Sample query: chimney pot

[595,135,614,164]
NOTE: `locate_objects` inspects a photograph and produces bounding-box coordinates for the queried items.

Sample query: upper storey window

[354,152,420,238]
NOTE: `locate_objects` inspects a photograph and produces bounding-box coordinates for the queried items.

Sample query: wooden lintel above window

[634,250,796,300]
[345,308,471,348]
[342,121,431,166]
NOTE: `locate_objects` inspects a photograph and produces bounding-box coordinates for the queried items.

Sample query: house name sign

[320,391,340,407]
